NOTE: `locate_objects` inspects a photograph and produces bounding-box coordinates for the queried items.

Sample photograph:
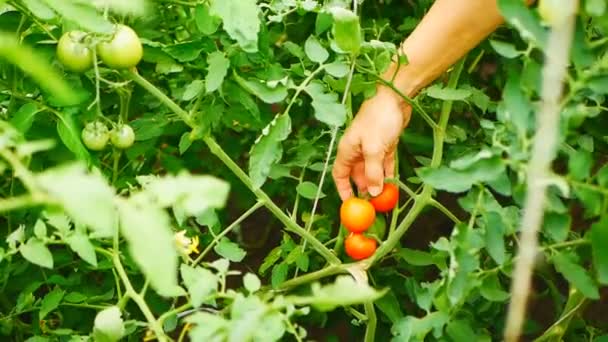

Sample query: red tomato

[370,183,399,213]
[344,233,377,260]
[340,197,375,233]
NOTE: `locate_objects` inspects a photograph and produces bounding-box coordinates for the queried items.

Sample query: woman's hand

[332,87,411,200]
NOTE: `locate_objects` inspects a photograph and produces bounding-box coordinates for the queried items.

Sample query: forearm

[382,0,505,97]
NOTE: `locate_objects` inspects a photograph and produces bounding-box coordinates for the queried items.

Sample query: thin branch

[504,3,579,341]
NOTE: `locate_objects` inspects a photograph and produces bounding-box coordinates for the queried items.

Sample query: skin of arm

[332,0,516,200]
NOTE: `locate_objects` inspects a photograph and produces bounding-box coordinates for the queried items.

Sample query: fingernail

[369,186,381,197]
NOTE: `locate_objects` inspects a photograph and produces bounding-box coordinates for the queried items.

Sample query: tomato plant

[97,24,143,69]
[1,1,608,342]
[344,233,377,260]
[81,121,110,151]
[110,124,135,149]
[340,197,376,233]
[370,182,399,213]
[56,31,93,73]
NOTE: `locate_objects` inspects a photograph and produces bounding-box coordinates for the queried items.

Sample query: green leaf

[568,150,593,181]
[186,312,229,341]
[243,273,261,293]
[259,246,282,275]
[296,181,326,200]
[446,319,477,341]
[418,157,506,193]
[41,0,113,34]
[586,0,606,16]
[93,306,124,342]
[21,0,56,20]
[39,287,64,320]
[209,0,260,53]
[497,0,547,47]
[249,114,292,189]
[214,237,246,262]
[489,40,522,58]
[479,274,510,302]
[180,264,218,308]
[140,172,230,217]
[324,61,350,78]
[553,252,599,299]
[330,7,361,54]
[425,84,472,101]
[305,81,346,127]
[182,80,204,101]
[289,275,387,311]
[499,68,533,134]
[543,212,571,242]
[391,312,449,341]
[117,198,182,297]
[375,290,403,325]
[271,262,288,288]
[304,35,329,63]
[56,111,91,163]
[10,103,39,134]
[163,40,211,63]
[65,231,97,267]
[206,52,230,93]
[484,211,506,265]
[195,4,221,35]
[20,238,53,269]
[36,163,116,238]
[591,217,608,284]
[33,219,47,239]
[233,72,288,104]
[396,248,437,266]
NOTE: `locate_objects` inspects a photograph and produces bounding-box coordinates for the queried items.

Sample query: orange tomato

[340,197,376,233]
[344,233,377,260]
[369,183,399,213]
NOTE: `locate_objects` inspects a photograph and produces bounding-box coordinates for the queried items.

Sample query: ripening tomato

[97,25,143,69]
[110,124,135,149]
[340,197,375,233]
[344,233,377,260]
[369,183,399,213]
[56,31,93,73]
[82,121,109,151]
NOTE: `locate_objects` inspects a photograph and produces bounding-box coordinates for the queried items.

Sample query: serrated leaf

[180,264,218,308]
[36,163,116,238]
[296,181,326,200]
[182,80,205,101]
[304,35,329,63]
[591,217,608,284]
[484,211,506,265]
[20,238,53,269]
[553,252,599,299]
[214,237,246,262]
[259,246,282,275]
[209,0,260,53]
[163,40,211,62]
[305,81,346,126]
[418,157,505,193]
[233,72,288,104]
[117,198,182,297]
[271,262,288,288]
[66,231,97,266]
[39,288,64,320]
[249,114,292,189]
[324,61,350,78]
[391,312,449,341]
[479,274,510,302]
[206,52,230,93]
[568,150,593,181]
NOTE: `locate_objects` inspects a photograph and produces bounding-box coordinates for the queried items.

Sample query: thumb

[363,144,386,197]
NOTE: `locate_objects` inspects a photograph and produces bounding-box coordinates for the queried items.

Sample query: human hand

[332,88,411,200]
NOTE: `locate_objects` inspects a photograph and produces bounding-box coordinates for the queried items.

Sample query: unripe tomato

[97,25,143,69]
[340,197,375,233]
[82,121,109,151]
[369,183,399,213]
[344,233,377,260]
[56,31,93,73]
[110,124,135,149]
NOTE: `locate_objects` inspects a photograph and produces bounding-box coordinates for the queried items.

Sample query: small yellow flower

[174,230,200,256]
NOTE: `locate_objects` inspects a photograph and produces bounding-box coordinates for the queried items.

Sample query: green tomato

[110,124,135,149]
[56,31,93,73]
[97,25,143,69]
[82,121,109,151]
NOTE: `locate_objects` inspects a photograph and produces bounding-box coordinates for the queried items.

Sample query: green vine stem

[127,69,341,265]
[363,301,377,342]
[504,3,579,340]
[534,287,586,342]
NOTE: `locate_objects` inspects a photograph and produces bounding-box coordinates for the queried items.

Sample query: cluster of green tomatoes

[56,24,142,151]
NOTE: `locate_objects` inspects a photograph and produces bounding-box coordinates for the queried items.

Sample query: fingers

[351,162,368,195]
[363,143,386,197]
[384,149,396,180]
[332,134,358,201]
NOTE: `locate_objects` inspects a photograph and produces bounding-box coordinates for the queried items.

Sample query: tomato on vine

[97,24,143,69]
[340,197,375,233]
[81,121,109,151]
[56,31,93,73]
[344,233,377,260]
[110,124,135,149]
[370,183,399,213]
